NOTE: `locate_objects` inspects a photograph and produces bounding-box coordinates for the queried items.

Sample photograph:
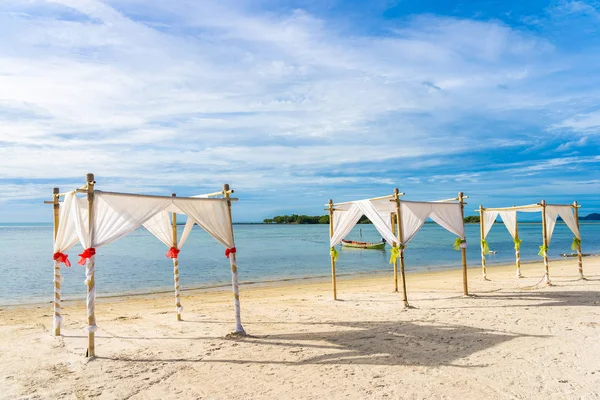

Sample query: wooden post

[541,199,551,285]
[224,184,245,334]
[328,199,337,300]
[573,201,584,279]
[391,212,398,293]
[514,220,522,278]
[86,173,96,357]
[393,188,409,307]
[52,187,61,336]
[478,205,488,280]
[459,192,469,296]
[171,193,182,321]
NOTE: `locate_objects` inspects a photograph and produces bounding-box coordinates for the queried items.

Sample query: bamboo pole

[459,192,468,296]
[574,201,584,280]
[86,173,96,357]
[326,194,397,207]
[171,193,182,321]
[393,188,409,307]
[514,220,522,278]
[328,199,337,300]
[482,204,542,211]
[478,205,488,280]
[541,200,551,285]
[391,212,398,293]
[224,184,245,334]
[52,187,61,336]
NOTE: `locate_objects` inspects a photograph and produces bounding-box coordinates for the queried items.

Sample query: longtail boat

[341,239,386,249]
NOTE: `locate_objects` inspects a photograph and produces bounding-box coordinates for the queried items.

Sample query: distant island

[262,213,600,225]
[263,214,482,224]
[583,213,600,221]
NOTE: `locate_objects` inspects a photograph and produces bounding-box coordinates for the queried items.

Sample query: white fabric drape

[175,199,234,248]
[330,203,364,247]
[544,206,559,245]
[429,203,465,239]
[399,201,465,245]
[498,211,517,239]
[143,210,173,248]
[355,200,398,245]
[52,191,80,331]
[400,202,433,244]
[482,211,499,239]
[551,206,580,239]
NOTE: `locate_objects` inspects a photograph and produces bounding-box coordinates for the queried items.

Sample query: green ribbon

[389,246,401,264]
[538,245,548,257]
[481,239,490,255]
[514,238,522,251]
[453,238,466,251]
[571,237,581,251]
[330,247,339,261]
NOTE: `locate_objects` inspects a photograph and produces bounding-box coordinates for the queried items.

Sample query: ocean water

[0,222,599,305]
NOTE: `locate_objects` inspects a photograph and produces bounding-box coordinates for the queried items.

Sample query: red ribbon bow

[53,252,72,267]
[77,248,96,266]
[166,247,180,259]
[225,247,236,258]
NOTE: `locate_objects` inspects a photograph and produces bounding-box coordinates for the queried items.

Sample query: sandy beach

[1,257,599,399]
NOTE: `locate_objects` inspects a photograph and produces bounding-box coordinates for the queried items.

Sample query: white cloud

[0,0,599,220]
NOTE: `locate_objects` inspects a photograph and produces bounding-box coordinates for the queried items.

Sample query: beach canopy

[478,202,584,283]
[327,190,469,306]
[50,174,244,358]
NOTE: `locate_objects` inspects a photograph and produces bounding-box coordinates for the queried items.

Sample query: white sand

[1,257,599,399]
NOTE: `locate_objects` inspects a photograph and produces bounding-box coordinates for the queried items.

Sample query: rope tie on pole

[166,247,180,258]
[84,257,98,333]
[225,247,236,258]
[53,252,71,267]
[389,246,401,265]
[77,248,96,265]
[481,239,490,255]
[330,247,339,261]
[453,238,467,251]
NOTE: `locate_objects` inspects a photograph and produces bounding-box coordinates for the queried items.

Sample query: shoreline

[3,254,597,309]
[1,255,599,398]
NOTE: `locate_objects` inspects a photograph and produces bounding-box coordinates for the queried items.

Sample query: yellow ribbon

[481,239,490,255]
[330,247,339,261]
[514,238,522,251]
[538,245,548,257]
[453,238,466,251]
[389,246,401,264]
[571,237,581,251]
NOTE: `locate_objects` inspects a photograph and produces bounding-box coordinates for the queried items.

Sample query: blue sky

[0,0,599,222]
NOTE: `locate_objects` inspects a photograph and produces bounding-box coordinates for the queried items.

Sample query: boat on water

[341,239,386,249]
[561,253,591,258]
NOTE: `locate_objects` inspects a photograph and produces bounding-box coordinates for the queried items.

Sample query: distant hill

[583,213,600,221]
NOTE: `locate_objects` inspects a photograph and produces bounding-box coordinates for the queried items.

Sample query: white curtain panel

[174,198,234,248]
[399,202,433,244]
[92,193,171,248]
[482,210,499,239]
[330,203,364,247]
[143,210,174,248]
[355,200,398,245]
[553,206,580,239]
[370,197,396,213]
[498,211,517,239]
[429,203,465,239]
[53,191,80,254]
[544,206,559,245]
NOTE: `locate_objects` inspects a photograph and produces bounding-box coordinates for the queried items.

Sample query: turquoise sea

[0,222,599,305]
